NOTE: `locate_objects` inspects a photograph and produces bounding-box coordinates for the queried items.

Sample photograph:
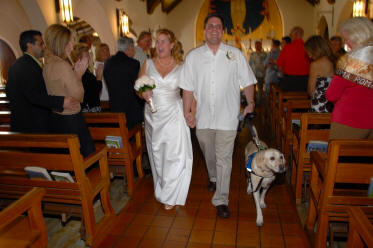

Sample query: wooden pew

[291,113,330,204]
[346,206,373,248]
[273,89,309,147]
[0,111,10,131]
[84,112,144,196]
[305,139,373,248]
[279,98,311,163]
[0,188,47,248]
[0,133,115,248]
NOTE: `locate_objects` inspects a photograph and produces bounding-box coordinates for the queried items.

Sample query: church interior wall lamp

[117,9,130,37]
[353,0,366,17]
[59,0,74,23]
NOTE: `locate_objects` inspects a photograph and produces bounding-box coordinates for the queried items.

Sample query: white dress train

[144,59,193,206]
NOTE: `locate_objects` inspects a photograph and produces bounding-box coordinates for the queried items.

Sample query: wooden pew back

[0,188,47,248]
[291,113,331,204]
[305,139,373,248]
[84,112,144,196]
[0,133,115,247]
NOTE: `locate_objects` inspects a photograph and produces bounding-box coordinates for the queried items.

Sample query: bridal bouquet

[134,75,157,113]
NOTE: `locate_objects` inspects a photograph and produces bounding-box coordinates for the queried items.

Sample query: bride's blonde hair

[153,29,183,64]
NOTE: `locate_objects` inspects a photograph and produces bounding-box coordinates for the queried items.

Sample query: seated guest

[103,37,143,129]
[71,43,102,112]
[43,24,95,157]
[329,36,346,59]
[6,30,79,133]
[304,35,335,113]
[264,39,281,96]
[94,43,110,101]
[277,26,310,91]
[326,17,373,139]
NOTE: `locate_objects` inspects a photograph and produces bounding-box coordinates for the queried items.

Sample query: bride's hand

[141,90,153,103]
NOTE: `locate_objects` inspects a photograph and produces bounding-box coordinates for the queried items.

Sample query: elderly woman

[43,24,95,157]
[139,29,193,210]
[71,43,102,112]
[326,17,373,139]
[304,35,335,113]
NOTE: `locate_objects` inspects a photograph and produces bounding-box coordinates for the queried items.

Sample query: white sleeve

[237,51,257,88]
[179,54,195,91]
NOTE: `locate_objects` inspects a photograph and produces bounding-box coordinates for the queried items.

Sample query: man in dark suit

[6,30,79,133]
[103,36,143,129]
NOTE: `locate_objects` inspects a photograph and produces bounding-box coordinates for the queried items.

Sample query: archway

[0,39,16,85]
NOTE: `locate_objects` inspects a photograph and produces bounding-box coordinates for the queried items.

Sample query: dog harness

[246,152,257,172]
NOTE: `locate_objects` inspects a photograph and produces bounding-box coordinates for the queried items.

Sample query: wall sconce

[353,0,366,17]
[117,9,129,37]
[60,0,74,23]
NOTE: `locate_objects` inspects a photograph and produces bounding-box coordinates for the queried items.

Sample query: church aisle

[98,110,310,248]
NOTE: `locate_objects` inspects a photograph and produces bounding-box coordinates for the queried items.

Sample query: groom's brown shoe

[207,181,216,192]
[216,205,230,218]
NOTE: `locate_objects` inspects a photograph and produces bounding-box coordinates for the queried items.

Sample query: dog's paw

[256,217,264,227]
[246,184,253,194]
[260,202,267,209]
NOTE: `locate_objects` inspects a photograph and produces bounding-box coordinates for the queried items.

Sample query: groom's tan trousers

[196,129,237,206]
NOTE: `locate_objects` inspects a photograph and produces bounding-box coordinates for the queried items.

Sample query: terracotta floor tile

[284,235,310,248]
[131,214,154,226]
[122,224,149,237]
[138,202,160,215]
[212,245,235,248]
[213,231,236,245]
[282,223,304,236]
[215,218,237,232]
[162,240,188,248]
[157,207,178,216]
[172,216,195,229]
[143,226,169,240]
[260,234,285,248]
[193,217,216,230]
[151,215,174,227]
[236,232,260,247]
[114,236,141,248]
[260,222,283,235]
[187,242,212,248]
[177,206,198,217]
[189,229,214,244]
[137,238,163,248]
[166,228,191,242]
[237,221,258,233]
[99,234,120,248]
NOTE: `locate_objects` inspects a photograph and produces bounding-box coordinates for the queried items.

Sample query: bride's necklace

[157,57,174,67]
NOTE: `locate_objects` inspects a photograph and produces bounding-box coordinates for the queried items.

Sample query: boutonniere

[226,50,235,60]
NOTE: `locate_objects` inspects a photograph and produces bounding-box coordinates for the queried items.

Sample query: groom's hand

[184,112,196,128]
[243,102,255,117]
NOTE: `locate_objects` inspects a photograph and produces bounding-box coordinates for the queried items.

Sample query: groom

[180,13,256,218]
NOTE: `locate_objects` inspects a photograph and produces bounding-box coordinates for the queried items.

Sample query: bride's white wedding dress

[145,59,193,206]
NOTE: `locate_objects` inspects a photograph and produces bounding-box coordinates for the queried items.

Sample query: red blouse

[326,75,373,129]
[277,39,310,76]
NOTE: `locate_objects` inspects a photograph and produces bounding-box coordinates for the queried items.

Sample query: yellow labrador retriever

[245,140,286,226]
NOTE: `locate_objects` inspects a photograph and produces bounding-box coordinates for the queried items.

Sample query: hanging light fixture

[117,9,130,37]
[60,0,74,23]
[353,0,366,17]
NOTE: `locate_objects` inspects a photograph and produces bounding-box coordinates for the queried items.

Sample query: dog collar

[246,152,257,172]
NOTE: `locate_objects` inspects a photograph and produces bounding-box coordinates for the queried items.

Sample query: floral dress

[310,76,334,113]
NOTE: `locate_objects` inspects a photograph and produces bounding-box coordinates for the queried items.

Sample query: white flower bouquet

[134,75,157,113]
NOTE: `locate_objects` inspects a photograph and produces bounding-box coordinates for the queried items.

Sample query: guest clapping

[43,24,95,157]
[71,43,102,112]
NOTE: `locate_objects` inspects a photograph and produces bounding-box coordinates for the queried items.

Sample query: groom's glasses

[206,24,223,31]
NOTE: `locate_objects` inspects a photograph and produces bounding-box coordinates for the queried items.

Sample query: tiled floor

[98,116,311,248]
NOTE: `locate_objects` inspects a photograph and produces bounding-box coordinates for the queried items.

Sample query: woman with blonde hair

[43,24,95,157]
[71,43,102,112]
[304,35,335,113]
[139,29,192,210]
[326,17,373,139]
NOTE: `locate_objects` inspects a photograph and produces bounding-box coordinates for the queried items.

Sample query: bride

[139,29,193,210]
